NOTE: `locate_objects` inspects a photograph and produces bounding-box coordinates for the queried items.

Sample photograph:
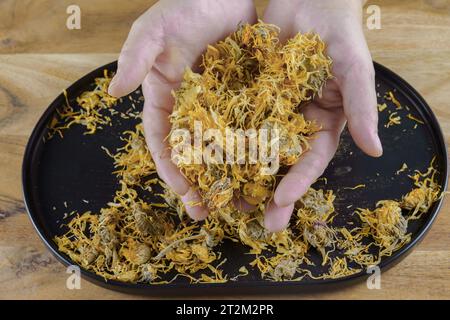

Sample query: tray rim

[21,60,449,294]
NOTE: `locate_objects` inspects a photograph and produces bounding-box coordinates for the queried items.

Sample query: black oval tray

[22,61,448,295]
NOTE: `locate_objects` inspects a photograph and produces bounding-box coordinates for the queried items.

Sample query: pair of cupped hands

[108,0,382,232]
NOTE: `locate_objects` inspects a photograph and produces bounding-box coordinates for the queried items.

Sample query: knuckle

[308,157,326,177]
[310,161,322,175]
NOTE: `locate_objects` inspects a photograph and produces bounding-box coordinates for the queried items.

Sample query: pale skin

[108,0,382,232]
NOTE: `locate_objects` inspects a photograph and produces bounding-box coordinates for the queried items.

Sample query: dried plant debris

[51,22,444,284]
[401,157,442,219]
[47,70,142,139]
[396,163,408,175]
[54,122,443,283]
[385,91,402,110]
[48,70,118,138]
[169,22,332,211]
[377,103,387,112]
[406,114,424,125]
[356,200,410,257]
[385,112,401,128]
[102,125,157,190]
[380,90,425,128]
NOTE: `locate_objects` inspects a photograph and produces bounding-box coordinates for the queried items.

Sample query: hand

[263,0,383,232]
[108,0,257,220]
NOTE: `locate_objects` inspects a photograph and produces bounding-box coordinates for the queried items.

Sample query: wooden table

[0,0,449,299]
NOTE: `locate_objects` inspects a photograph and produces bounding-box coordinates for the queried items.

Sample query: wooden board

[0,0,449,299]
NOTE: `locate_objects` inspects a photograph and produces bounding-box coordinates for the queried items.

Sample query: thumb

[338,56,382,157]
[327,23,382,157]
[108,17,164,97]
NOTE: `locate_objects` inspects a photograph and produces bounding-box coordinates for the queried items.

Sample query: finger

[233,197,257,212]
[181,187,209,221]
[286,1,382,158]
[273,130,341,208]
[264,201,295,232]
[142,71,208,220]
[339,60,382,157]
[142,71,186,193]
[262,0,293,43]
[328,32,383,157]
[273,105,346,208]
[108,14,164,98]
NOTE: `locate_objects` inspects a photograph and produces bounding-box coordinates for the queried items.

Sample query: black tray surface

[22,61,448,294]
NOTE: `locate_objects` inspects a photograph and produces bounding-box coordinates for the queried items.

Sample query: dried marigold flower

[169,22,332,211]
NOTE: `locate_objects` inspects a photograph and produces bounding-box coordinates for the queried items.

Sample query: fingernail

[274,196,294,208]
[233,197,256,212]
[181,187,208,221]
[274,188,292,208]
[372,133,383,157]
[108,74,120,96]
[264,201,294,232]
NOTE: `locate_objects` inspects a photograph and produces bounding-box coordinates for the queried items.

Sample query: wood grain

[0,0,449,299]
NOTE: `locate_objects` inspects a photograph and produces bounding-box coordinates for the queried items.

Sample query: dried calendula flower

[303,222,336,265]
[132,202,168,236]
[401,157,441,218]
[122,239,152,265]
[98,207,119,246]
[204,178,234,211]
[238,216,270,254]
[169,21,332,211]
[297,188,335,220]
[322,257,361,279]
[356,200,410,256]
[80,244,99,267]
[272,258,299,280]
